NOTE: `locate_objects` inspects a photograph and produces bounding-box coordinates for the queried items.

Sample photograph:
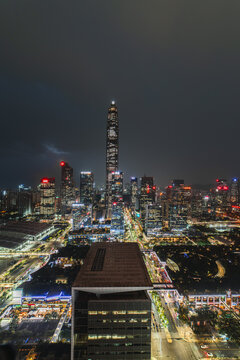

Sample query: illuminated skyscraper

[111,171,123,204]
[60,161,75,212]
[80,171,94,205]
[18,184,32,217]
[39,177,55,217]
[106,101,119,218]
[230,178,240,205]
[139,176,156,225]
[167,180,191,231]
[130,177,138,209]
[214,178,229,212]
[145,204,163,235]
[110,171,124,235]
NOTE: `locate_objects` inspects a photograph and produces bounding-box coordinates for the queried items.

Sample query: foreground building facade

[71,242,152,360]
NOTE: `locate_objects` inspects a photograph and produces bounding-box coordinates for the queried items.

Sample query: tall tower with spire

[106,101,119,218]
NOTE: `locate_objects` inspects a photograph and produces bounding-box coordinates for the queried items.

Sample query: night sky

[1,1,240,189]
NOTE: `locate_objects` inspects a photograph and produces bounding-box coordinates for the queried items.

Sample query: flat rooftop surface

[0,221,52,236]
[0,234,26,249]
[73,242,152,288]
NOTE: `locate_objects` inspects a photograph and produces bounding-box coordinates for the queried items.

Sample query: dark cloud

[0,0,240,188]
[43,144,70,156]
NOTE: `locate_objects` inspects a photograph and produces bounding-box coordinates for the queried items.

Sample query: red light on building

[152,186,156,190]
[60,161,65,166]
[42,178,49,183]
[217,185,228,191]
[168,185,173,189]
[216,179,219,182]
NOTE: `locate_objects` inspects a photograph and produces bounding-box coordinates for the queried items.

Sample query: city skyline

[0,96,239,190]
[1,1,240,188]
[1,2,240,359]
[1,96,240,190]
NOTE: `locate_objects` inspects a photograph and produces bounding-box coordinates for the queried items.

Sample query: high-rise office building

[190,190,204,218]
[106,101,119,218]
[0,190,18,213]
[139,176,156,225]
[80,172,94,205]
[167,180,191,231]
[145,204,163,236]
[130,177,138,209]
[110,171,124,235]
[18,185,32,217]
[39,178,55,217]
[230,178,240,205]
[169,203,188,231]
[214,178,229,212]
[111,202,124,236]
[60,161,75,212]
[71,242,152,360]
[111,171,123,204]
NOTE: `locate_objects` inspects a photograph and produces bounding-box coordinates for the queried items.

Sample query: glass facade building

[39,177,55,217]
[60,161,75,212]
[80,172,94,205]
[145,204,163,235]
[139,177,156,226]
